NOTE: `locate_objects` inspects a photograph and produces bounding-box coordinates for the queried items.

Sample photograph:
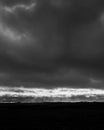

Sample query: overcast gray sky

[0,0,104,87]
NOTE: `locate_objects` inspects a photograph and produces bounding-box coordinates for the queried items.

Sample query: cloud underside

[0,0,104,86]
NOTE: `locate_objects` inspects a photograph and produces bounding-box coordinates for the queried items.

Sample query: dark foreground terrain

[0,103,103,130]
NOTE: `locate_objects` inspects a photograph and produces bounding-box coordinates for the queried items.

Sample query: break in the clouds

[0,0,104,86]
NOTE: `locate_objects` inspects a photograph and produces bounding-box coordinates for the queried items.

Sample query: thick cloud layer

[0,0,104,87]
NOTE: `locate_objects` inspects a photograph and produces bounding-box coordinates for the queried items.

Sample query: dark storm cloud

[0,0,104,86]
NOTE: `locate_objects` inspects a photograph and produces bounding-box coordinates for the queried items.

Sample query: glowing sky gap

[0,87,104,98]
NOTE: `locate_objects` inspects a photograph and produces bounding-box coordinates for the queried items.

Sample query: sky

[0,0,104,87]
